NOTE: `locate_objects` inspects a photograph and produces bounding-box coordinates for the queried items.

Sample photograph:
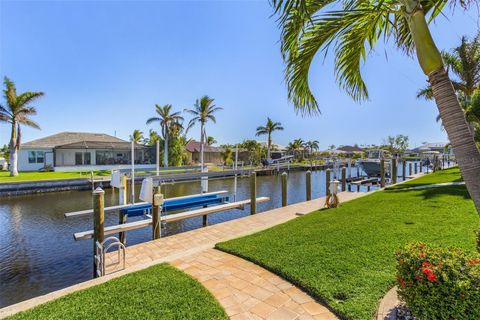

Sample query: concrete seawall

[0,178,111,197]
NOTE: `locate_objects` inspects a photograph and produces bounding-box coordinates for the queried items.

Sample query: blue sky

[0,0,478,150]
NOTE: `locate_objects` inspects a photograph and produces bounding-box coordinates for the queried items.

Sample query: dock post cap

[93,187,104,194]
[281,171,288,176]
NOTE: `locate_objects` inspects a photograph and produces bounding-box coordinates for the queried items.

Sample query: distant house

[257,141,288,159]
[413,142,451,154]
[19,132,154,172]
[329,145,364,157]
[185,140,224,164]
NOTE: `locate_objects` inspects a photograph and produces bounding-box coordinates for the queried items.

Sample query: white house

[19,132,155,172]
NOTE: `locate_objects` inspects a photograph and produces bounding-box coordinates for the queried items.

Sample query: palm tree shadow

[407,185,471,201]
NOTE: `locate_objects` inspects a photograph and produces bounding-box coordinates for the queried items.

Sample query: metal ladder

[95,236,126,277]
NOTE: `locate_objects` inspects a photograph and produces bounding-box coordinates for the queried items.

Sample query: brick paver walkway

[105,192,365,272]
[172,249,338,320]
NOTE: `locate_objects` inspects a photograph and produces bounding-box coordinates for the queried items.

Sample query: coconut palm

[207,136,217,146]
[146,104,183,168]
[255,117,284,160]
[417,33,480,100]
[304,140,320,154]
[0,77,43,176]
[185,95,222,171]
[130,129,144,143]
[272,0,480,212]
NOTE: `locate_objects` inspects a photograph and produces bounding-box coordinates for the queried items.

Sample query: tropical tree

[185,95,222,171]
[255,117,284,160]
[146,104,183,167]
[221,146,234,166]
[304,140,320,154]
[272,0,480,212]
[239,139,265,165]
[287,138,304,159]
[328,145,336,150]
[417,33,480,100]
[130,129,144,143]
[207,136,217,146]
[0,77,43,176]
[144,129,162,146]
[384,134,410,154]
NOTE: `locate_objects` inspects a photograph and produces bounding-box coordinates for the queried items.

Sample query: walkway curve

[172,249,338,320]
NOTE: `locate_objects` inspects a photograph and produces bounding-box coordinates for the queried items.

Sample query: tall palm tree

[0,77,43,176]
[255,117,284,160]
[130,129,144,143]
[185,95,222,171]
[146,104,183,168]
[272,0,480,212]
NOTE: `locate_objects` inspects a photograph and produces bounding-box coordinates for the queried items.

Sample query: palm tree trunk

[267,133,271,160]
[200,123,205,171]
[164,134,168,168]
[430,68,480,211]
[405,3,480,212]
[9,121,18,176]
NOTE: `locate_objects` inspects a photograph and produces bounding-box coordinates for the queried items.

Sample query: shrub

[476,229,480,253]
[395,242,480,320]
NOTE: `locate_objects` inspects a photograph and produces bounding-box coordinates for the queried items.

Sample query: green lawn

[387,166,462,190]
[0,170,111,183]
[216,179,479,319]
[8,263,227,320]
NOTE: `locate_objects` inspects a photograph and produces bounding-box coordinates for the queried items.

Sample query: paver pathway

[172,249,338,320]
[105,192,365,272]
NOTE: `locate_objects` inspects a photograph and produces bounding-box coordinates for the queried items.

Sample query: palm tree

[185,95,222,171]
[207,136,217,146]
[130,129,144,143]
[146,104,183,168]
[0,77,43,176]
[304,140,320,154]
[287,138,304,159]
[255,117,284,160]
[417,33,480,101]
[272,0,480,212]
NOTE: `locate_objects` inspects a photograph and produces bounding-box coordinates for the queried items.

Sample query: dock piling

[392,159,397,184]
[409,163,412,177]
[281,172,288,207]
[152,187,163,239]
[402,160,406,181]
[341,167,346,191]
[250,172,257,214]
[414,162,418,174]
[326,169,331,196]
[380,159,385,187]
[93,187,105,278]
[306,170,311,201]
[118,175,127,244]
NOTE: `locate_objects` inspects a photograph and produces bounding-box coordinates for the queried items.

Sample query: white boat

[357,149,391,177]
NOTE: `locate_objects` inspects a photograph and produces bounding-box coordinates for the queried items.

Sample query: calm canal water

[0,168,389,307]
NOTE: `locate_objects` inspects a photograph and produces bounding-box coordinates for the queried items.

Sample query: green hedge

[396,243,480,320]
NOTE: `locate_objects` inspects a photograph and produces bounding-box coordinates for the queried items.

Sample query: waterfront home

[413,142,451,154]
[19,132,154,172]
[185,140,224,164]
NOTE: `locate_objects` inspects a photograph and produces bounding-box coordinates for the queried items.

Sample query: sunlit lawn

[217,168,478,319]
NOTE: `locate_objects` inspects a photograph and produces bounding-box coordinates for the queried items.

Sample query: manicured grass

[387,166,462,190]
[8,263,227,320]
[0,170,111,183]
[216,183,479,319]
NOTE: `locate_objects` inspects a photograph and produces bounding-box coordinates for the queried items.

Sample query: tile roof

[21,132,129,149]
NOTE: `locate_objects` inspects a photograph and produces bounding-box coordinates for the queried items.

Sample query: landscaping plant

[396,242,480,320]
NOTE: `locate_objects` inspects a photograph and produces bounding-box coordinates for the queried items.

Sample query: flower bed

[396,242,480,320]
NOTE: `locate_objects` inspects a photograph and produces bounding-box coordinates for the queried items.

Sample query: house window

[28,151,36,163]
[75,152,92,165]
[84,152,91,165]
[28,151,45,164]
[36,151,44,163]
[75,152,83,165]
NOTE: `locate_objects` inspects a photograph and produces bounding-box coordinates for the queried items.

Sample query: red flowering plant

[395,242,480,320]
